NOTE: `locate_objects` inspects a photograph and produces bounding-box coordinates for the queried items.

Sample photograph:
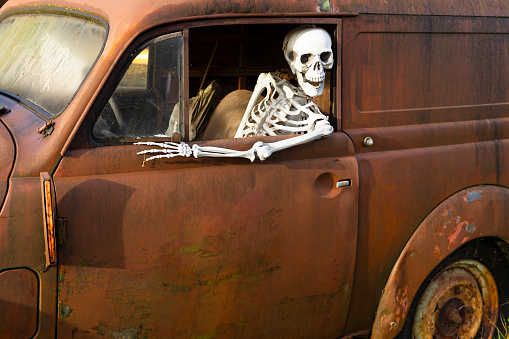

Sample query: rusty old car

[1,0,509,338]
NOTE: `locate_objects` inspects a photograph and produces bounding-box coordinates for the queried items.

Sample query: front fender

[372,185,509,338]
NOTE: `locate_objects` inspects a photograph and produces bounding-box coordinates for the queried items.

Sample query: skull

[283,26,333,97]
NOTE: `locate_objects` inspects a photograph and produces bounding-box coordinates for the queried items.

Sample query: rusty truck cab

[0,0,509,338]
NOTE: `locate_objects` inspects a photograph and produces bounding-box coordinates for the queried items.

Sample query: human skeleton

[137,26,334,162]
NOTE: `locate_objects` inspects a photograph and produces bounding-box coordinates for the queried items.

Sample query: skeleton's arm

[137,72,333,163]
[253,120,333,161]
[136,120,332,162]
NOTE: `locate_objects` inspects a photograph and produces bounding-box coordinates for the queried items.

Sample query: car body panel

[341,14,509,335]
[53,133,359,337]
[373,185,509,338]
[1,0,509,337]
[0,118,14,205]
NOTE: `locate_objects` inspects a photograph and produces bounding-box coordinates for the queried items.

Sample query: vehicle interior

[91,23,335,144]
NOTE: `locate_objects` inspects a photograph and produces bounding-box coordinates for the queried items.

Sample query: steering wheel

[108,96,127,133]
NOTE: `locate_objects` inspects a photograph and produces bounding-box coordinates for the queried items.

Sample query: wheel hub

[437,297,470,336]
[412,260,498,339]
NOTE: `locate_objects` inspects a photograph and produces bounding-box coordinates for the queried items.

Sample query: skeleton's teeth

[304,77,323,88]
[305,75,325,83]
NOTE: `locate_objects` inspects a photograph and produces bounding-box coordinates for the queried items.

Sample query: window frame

[71,17,341,149]
[91,31,184,142]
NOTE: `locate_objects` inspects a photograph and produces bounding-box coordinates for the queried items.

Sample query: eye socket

[320,51,332,63]
[300,53,311,64]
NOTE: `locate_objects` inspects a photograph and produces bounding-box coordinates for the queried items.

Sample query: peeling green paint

[59,303,72,318]
[236,317,248,328]
[317,0,331,12]
[466,222,476,233]
[92,324,107,336]
[192,333,215,339]
[178,243,202,254]
[466,191,482,202]
[223,229,235,240]
[201,250,219,258]
[198,291,215,299]
[159,282,192,293]
[110,326,141,339]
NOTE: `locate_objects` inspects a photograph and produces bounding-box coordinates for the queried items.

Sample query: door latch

[56,217,67,245]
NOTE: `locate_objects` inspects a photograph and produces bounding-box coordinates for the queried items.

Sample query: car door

[53,23,359,338]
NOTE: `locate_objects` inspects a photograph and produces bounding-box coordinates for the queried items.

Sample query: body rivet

[363,137,374,147]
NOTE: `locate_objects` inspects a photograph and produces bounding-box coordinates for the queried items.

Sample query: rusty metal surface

[53,133,358,337]
[0,95,59,338]
[411,260,498,339]
[372,187,509,338]
[342,15,509,131]
[415,268,484,338]
[0,177,58,337]
[0,120,14,207]
[343,140,509,336]
[340,14,509,337]
[4,0,509,20]
[0,0,505,164]
[0,0,508,337]
[0,269,38,337]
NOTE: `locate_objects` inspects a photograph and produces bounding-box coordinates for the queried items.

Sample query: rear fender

[372,185,509,338]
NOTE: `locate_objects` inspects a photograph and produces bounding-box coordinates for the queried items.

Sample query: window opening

[134,23,336,162]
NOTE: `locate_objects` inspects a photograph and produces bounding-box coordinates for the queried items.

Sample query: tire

[396,238,509,339]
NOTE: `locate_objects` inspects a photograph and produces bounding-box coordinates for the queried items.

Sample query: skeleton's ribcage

[236,73,330,138]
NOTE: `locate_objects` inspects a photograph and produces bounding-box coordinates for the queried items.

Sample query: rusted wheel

[412,260,498,339]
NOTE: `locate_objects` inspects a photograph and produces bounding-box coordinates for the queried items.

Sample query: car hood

[0,120,15,207]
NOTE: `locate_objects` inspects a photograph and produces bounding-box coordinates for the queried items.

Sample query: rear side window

[0,11,107,117]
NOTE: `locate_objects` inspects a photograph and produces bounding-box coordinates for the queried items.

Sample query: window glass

[93,33,183,141]
[118,49,149,89]
[0,12,107,117]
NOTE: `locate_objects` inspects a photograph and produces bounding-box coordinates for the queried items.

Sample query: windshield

[0,12,107,117]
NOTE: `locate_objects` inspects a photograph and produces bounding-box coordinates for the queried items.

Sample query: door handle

[336,180,352,188]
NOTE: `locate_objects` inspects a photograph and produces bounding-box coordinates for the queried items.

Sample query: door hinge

[56,217,67,245]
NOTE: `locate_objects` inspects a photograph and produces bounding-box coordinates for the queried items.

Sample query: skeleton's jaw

[297,72,324,97]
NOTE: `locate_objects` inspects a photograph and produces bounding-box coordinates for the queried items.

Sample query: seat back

[200,90,253,140]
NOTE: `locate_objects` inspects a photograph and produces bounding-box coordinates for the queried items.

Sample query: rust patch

[262,208,282,229]
[434,245,440,255]
[447,218,476,249]
[448,223,465,245]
